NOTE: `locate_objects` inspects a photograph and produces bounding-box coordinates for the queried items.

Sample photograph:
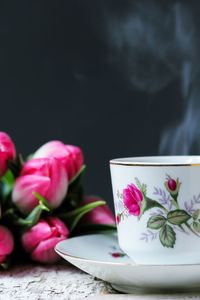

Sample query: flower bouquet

[0,132,115,268]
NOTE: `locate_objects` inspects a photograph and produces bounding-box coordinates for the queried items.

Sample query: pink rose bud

[22,217,69,263]
[33,141,84,181]
[0,132,16,176]
[0,225,14,263]
[167,178,177,191]
[12,157,68,214]
[116,215,120,224]
[123,184,143,216]
[81,196,115,225]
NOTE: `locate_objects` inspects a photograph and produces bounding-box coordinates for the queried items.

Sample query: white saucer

[55,233,200,294]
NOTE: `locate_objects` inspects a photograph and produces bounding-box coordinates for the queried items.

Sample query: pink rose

[81,196,115,225]
[0,132,16,176]
[123,184,143,216]
[33,141,84,181]
[0,225,14,263]
[12,157,68,214]
[21,217,69,263]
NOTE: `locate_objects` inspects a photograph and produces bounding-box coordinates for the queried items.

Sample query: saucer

[55,233,200,294]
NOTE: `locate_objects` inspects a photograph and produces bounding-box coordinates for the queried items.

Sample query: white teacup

[110,156,200,265]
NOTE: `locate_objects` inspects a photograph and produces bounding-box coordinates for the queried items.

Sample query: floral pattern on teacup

[116,175,200,248]
[123,184,143,216]
[109,245,127,258]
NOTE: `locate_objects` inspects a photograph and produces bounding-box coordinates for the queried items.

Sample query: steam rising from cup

[105,0,200,154]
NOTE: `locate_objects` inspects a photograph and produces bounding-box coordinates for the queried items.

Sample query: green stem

[171,198,179,209]
[178,224,187,233]
[59,201,106,219]
[159,204,168,214]
[185,222,200,237]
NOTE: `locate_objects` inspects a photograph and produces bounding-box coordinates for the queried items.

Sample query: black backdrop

[0,1,186,208]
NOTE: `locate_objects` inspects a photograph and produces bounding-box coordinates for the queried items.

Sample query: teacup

[110,156,200,265]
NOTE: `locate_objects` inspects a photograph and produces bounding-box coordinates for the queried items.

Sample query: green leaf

[61,200,105,218]
[61,165,86,208]
[135,178,147,195]
[142,184,147,195]
[147,215,166,229]
[24,205,49,227]
[20,192,51,227]
[2,169,15,186]
[69,165,86,188]
[32,192,50,210]
[0,257,11,270]
[1,262,9,270]
[11,202,49,228]
[193,221,200,233]
[2,208,30,226]
[59,200,106,232]
[192,209,200,220]
[140,195,168,216]
[7,193,51,228]
[1,170,15,196]
[14,217,33,226]
[67,185,84,208]
[159,224,176,248]
[135,177,143,189]
[3,191,50,228]
[167,210,191,225]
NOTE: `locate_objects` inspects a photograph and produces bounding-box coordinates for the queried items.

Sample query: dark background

[0,0,193,208]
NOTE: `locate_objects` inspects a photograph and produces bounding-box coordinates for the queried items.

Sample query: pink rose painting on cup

[116,176,200,248]
[0,131,115,268]
[123,184,143,216]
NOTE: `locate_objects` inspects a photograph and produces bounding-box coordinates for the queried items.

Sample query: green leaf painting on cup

[167,210,191,225]
[159,224,176,248]
[117,175,200,248]
[147,215,166,229]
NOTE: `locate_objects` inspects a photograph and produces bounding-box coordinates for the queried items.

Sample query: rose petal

[22,220,52,252]
[81,196,115,225]
[0,226,14,256]
[65,145,84,176]
[0,132,16,176]
[31,236,65,263]
[21,158,51,177]
[12,175,50,214]
[0,152,8,176]
[33,140,84,180]
[123,184,143,216]
[47,217,69,237]
[0,255,6,263]
[45,158,68,209]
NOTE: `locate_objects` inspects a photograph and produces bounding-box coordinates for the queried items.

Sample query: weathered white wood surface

[1,264,200,300]
[0,263,115,300]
